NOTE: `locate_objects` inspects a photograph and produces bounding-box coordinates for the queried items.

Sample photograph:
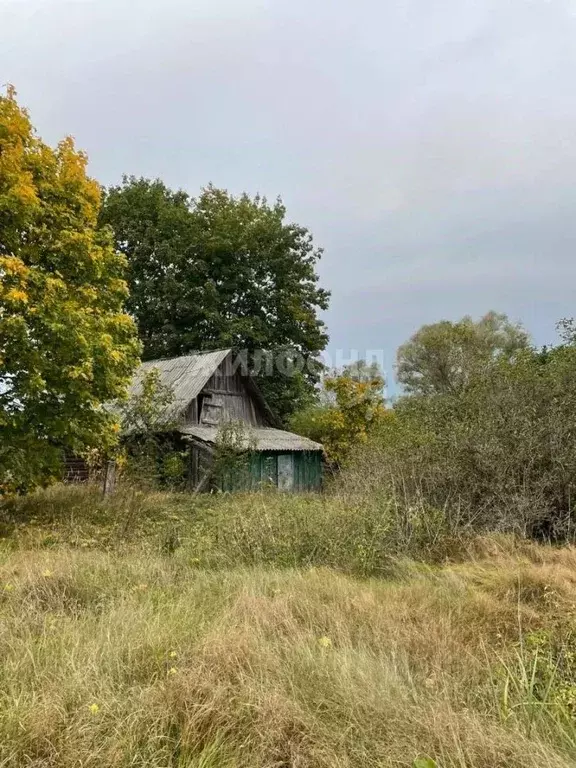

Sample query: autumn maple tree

[0,87,140,492]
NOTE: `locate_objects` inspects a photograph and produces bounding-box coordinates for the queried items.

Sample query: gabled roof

[181,425,323,452]
[128,349,279,427]
[129,349,231,424]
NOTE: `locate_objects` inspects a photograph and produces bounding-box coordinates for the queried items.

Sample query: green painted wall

[218,451,322,492]
[293,451,323,492]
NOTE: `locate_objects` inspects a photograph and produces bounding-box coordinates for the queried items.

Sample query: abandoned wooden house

[126,349,324,492]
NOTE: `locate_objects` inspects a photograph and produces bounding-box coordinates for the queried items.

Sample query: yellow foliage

[0,86,141,493]
[4,288,28,304]
[0,256,29,276]
[291,365,387,466]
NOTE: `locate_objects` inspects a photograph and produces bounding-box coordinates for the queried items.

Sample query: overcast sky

[2,0,576,389]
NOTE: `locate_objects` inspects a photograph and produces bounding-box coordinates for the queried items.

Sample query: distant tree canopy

[396,311,530,396]
[100,178,330,421]
[0,87,140,493]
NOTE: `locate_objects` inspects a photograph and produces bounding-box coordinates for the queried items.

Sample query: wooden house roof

[126,350,281,431]
[181,425,323,452]
[128,350,231,424]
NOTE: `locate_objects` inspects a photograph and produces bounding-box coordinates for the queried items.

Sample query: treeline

[335,314,576,540]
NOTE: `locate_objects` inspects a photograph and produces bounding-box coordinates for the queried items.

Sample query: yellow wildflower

[89,703,100,715]
[318,636,332,649]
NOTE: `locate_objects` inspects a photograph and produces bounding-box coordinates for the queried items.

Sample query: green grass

[2,485,576,766]
[0,483,463,574]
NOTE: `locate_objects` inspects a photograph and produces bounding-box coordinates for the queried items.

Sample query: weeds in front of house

[2,485,576,766]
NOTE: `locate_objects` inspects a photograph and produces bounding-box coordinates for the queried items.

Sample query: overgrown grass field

[3,485,576,767]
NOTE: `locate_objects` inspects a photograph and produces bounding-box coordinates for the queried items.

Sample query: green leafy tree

[0,87,140,493]
[556,318,576,346]
[396,311,530,396]
[100,178,330,421]
[118,368,175,437]
[212,420,257,491]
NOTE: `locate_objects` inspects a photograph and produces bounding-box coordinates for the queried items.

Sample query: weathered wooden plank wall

[186,355,268,427]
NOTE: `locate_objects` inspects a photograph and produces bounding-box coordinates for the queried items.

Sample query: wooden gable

[184,351,272,428]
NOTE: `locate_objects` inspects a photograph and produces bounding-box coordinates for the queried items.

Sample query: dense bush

[339,346,576,539]
[289,361,386,466]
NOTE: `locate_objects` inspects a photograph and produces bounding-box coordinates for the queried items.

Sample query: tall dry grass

[2,487,576,765]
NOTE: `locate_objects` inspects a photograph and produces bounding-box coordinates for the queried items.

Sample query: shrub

[290,361,386,466]
[117,369,188,490]
[339,347,576,539]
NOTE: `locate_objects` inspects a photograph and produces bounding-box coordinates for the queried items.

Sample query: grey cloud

[2,0,576,392]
